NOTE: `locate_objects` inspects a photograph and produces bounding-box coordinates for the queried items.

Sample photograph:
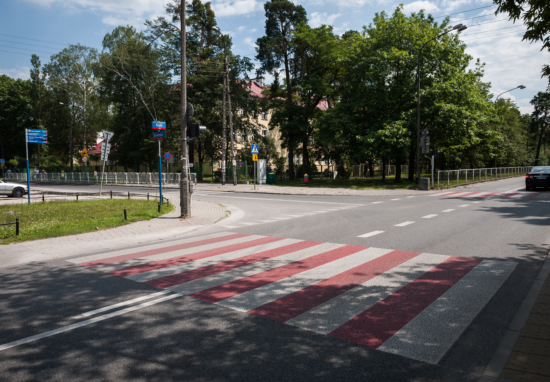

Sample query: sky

[0,0,547,114]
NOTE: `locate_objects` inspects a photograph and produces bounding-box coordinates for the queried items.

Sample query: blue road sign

[164,152,171,160]
[26,129,47,143]
[152,130,166,140]
[152,121,166,130]
[0,159,4,164]
[251,144,259,154]
[237,161,244,165]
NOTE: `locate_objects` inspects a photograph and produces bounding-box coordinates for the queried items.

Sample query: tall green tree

[30,54,46,167]
[256,0,307,180]
[530,92,550,165]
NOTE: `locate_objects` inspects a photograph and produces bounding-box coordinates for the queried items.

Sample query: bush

[8,159,18,167]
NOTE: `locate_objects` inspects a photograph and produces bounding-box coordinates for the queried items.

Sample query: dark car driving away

[526,166,550,190]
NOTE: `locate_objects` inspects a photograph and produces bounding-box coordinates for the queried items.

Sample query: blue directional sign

[26,129,48,144]
[0,159,5,164]
[152,130,166,140]
[152,121,166,130]
[251,144,259,154]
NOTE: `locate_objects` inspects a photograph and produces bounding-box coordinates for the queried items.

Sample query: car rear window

[531,167,550,173]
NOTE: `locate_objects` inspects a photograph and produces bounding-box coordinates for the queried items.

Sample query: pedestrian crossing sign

[251,144,259,154]
[252,154,258,161]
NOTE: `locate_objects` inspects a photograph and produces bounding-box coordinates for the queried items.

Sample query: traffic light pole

[180,0,191,218]
[227,65,237,186]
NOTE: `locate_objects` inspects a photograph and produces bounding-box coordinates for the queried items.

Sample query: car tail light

[526,174,534,178]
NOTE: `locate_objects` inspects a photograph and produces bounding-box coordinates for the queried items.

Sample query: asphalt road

[1,177,547,381]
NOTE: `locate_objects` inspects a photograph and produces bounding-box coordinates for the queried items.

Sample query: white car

[0,180,28,197]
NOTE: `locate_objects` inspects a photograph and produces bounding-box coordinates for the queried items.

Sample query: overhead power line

[0,49,36,56]
[461,25,525,37]
[462,30,527,42]
[0,33,69,46]
[434,5,496,19]
[0,44,57,55]
[0,38,65,50]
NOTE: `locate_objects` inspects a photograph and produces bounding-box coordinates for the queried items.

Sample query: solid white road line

[257,220,277,223]
[442,209,455,212]
[0,293,183,353]
[287,215,304,217]
[422,214,438,219]
[358,230,385,238]
[273,217,291,220]
[394,221,415,227]
[222,226,242,229]
[406,196,415,198]
[240,223,255,226]
[458,204,470,207]
[72,291,171,319]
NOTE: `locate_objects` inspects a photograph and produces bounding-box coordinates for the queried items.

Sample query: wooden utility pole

[180,0,190,217]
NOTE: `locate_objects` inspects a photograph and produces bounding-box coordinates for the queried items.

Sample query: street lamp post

[496,85,526,101]
[494,85,526,166]
[59,102,73,172]
[416,24,467,186]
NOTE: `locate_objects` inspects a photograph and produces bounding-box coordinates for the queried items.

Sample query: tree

[44,44,100,170]
[30,54,46,167]
[494,0,550,82]
[290,23,343,176]
[317,7,496,182]
[256,0,307,180]
[530,92,550,165]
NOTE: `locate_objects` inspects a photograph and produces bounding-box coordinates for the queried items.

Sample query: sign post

[0,159,4,178]
[25,129,47,204]
[251,144,259,190]
[99,130,114,196]
[152,121,166,204]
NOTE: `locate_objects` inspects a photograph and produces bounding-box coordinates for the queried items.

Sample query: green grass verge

[0,199,173,244]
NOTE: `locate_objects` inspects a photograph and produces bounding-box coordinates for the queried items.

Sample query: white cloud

[23,0,167,28]
[0,66,30,80]
[237,26,246,32]
[310,12,342,27]
[244,37,257,49]
[461,14,545,115]
[211,0,263,17]
[403,1,439,14]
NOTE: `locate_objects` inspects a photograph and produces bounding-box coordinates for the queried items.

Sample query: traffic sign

[0,163,4,167]
[0,159,4,164]
[164,152,171,160]
[103,130,114,142]
[237,161,244,166]
[152,130,166,140]
[152,121,166,130]
[82,148,88,156]
[26,129,47,144]
[251,144,259,154]
[101,142,111,160]
[252,154,258,162]
[82,157,88,163]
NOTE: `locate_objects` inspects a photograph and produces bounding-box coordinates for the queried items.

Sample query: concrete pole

[180,0,190,217]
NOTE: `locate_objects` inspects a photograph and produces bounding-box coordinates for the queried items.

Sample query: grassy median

[273,177,423,190]
[0,199,173,244]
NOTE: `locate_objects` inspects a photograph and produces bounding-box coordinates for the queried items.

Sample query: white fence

[437,167,531,189]
[4,172,182,185]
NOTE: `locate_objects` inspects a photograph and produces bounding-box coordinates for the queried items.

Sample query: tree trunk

[535,122,547,166]
[368,159,374,177]
[382,158,386,182]
[302,138,310,177]
[408,143,415,181]
[395,154,402,183]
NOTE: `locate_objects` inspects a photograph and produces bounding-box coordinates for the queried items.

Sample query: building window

[240,109,245,117]
[261,111,268,120]
[233,131,238,141]
[261,129,268,137]
[252,110,258,119]
[241,130,248,141]
[296,154,301,165]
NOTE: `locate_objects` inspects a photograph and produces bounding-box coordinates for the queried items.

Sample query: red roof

[89,140,117,155]
[245,79,328,110]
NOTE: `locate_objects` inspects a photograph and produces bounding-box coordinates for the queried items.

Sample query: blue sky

[0,0,547,113]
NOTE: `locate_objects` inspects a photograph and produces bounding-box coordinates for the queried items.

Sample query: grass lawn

[273,176,426,190]
[0,199,173,244]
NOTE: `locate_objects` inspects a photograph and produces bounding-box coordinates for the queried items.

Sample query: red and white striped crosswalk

[70,232,516,364]
[432,191,549,199]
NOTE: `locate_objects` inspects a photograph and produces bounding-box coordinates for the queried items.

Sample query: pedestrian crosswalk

[432,191,549,199]
[70,232,516,364]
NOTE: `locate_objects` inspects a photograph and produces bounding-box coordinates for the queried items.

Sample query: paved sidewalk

[482,255,550,382]
[0,198,228,268]
[500,265,550,381]
[197,183,433,196]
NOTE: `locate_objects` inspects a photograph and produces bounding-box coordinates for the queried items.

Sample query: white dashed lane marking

[422,214,438,219]
[458,204,470,207]
[358,230,385,238]
[394,221,415,227]
[442,209,455,213]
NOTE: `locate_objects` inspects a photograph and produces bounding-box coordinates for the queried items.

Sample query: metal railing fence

[3,172,183,186]
[437,167,532,189]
